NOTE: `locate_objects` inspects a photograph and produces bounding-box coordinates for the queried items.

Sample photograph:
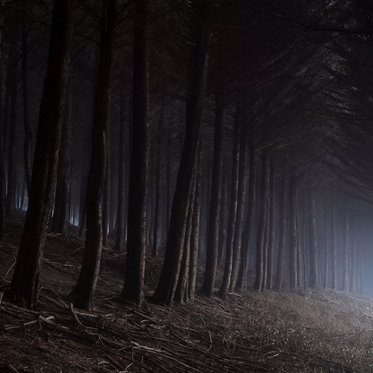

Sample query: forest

[1,0,373,372]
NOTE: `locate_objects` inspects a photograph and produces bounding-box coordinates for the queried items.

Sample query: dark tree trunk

[113,90,126,251]
[52,87,71,233]
[218,103,243,298]
[288,175,298,289]
[349,239,357,293]
[174,171,197,303]
[154,0,210,305]
[102,121,111,247]
[273,178,287,290]
[165,134,171,234]
[217,175,228,267]
[8,0,74,308]
[0,112,4,239]
[152,100,165,257]
[22,15,32,195]
[254,151,269,292]
[122,0,149,305]
[6,70,17,216]
[0,0,5,239]
[201,97,224,296]
[261,168,271,290]
[308,191,318,288]
[323,209,329,288]
[236,141,256,290]
[230,133,248,292]
[175,147,201,303]
[72,0,116,310]
[330,199,337,289]
[301,207,309,289]
[78,167,87,237]
[296,192,302,288]
[189,159,201,301]
[342,213,349,292]
[0,0,4,51]
[265,161,275,290]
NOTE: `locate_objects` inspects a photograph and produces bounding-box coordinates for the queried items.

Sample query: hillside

[0,220,372,373]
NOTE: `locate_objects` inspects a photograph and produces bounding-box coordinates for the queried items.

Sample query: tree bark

[22,13,32,195]
[102,120,111,247]
[236,141,256,290]
[288,175,298,289]
[218,103,243,298]
[254,151,269,292]
[330,198,337,289]
[323,209,329,288]
[188,158,201,301]
[308,191,318,288]
[8,0,74,308]
[0,0,5,239]
[52,87,71,233]
[230,132,248,292]
[151,100,165,257]
[113,89,126,251]
[265,161,275,290]
[201,97,224,296]
[174,171,197,303]
[154,0,210,305]
[122,0,149,305]
[342,213,349,292]
[6,67,17,216]
[273,178,287,290]
[72,0,116,310]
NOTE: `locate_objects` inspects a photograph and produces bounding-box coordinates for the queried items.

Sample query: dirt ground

[0,219,373,372]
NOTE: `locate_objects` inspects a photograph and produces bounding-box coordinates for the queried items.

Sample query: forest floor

[0,218,373,372]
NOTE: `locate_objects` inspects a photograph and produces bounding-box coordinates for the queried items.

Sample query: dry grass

[0,220,373,372]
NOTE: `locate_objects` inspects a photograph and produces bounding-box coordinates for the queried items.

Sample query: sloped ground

[0,219,373,372]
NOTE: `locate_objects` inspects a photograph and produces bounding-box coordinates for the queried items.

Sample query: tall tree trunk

[218,103,242,298]
[154,0,210,305]
[102,121,111,247]
[308,191,318,288]
[152,100,165,257]
[22,13,32,195]
[113,89,126,251]
[236,141,256,290]
[342,213,349,292]
[323,209,329,288]
[201,97,224,296]
[330,198,337,289]
[174,170,197,303]
[52,87,71,233]
[261,170,271,290]
[72,0,116,310]
[8,0,74,308]
[165,134,171,235]
[78,166,87,237]
[296,192,302,288]
[273,178,287,290]
[0,0,5,239]
[230,133,248,291]
[0,106,4,239]
[217,175,228,267]
[254,151,268,292]
[122,0,149,305]
[289,175,298,289]
[6,69,17,216]
[188,158,201,301]
[350,238,357,293]
[0,0,4,52]
[265,161,275,290]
